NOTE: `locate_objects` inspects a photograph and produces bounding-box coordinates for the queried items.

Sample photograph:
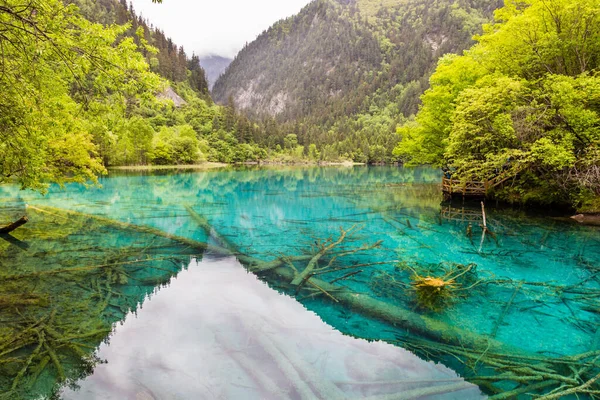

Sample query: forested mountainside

[1,0,597,212]
[212,0,502,161]
[200,55,234,90]
[71,0,209,95]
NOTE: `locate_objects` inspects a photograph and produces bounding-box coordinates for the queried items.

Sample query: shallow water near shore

[0,166,598,399]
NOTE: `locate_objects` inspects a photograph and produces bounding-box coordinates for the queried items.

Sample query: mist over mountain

[200,55,233,90]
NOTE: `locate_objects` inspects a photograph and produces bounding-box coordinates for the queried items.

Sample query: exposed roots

[391,336,600,399]
[406,263,479,311]
[372,262,484,312]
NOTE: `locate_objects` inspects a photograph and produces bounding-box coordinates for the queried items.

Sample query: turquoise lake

[0,166,598,399]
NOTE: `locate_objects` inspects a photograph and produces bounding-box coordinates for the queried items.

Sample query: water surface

[61,257,480,400]
[0,166,598,399]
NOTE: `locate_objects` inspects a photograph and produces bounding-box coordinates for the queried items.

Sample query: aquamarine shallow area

[1,166,599,398]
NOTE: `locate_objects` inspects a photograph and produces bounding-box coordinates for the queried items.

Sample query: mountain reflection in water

[61,257,482,400]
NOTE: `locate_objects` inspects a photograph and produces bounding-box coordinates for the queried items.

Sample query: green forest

[1,0,599,211]
[395,0,600,211]
[0,0,269,193]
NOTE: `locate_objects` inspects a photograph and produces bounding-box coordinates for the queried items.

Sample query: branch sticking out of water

[0,216,28,234]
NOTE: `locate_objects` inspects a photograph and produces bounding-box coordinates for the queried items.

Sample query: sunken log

[0,216,28,234]
[183,205,515,355]
[571,214,600,227]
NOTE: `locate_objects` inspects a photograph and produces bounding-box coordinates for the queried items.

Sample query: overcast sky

[130,0,313,59]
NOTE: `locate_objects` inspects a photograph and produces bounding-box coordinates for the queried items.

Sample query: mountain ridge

[213,0,502,124]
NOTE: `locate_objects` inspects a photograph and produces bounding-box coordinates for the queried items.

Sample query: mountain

[200,55,233,90]
[212,0,503,161]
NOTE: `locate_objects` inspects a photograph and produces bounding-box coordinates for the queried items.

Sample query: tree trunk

[571,214,600,227]
[0,216,28,234]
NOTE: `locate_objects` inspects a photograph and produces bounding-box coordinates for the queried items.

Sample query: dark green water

[0,166,598,399]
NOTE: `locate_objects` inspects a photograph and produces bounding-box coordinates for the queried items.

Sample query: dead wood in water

[0,216,28,234]
[0,310,110,391]
[290,225,382,287]
[0,294,47,308]
[571,214,600,227]
[18,204,592,398]
[25,205,227,256]
[275,264,513,354]
[360,381,476,400]
[183,205,238,250]
[181,204,600,397]
[0,206,225,397]
[183,204,513,354]
[1,256,190,281]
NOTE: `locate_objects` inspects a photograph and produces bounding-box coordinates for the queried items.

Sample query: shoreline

[250,160,366,167]
[102,164,600,216]
[108,163,228,171]
[107,161,368,170]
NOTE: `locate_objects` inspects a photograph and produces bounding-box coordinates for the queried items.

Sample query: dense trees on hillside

[0,0,273,191]
[2,0,596,212]
[395,0,600,210]
[72,0,209,95]
[0,0,508,183]
[213,0,502,163]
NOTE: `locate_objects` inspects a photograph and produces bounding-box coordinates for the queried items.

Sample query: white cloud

[130,0,312,58]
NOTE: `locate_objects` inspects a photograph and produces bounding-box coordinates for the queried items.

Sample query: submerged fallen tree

[29,203,506,355]
[572,214,600,227]
[182,205,600,397]
[183,206,517,354]
[0,206,207,398]
[11,203,599,398]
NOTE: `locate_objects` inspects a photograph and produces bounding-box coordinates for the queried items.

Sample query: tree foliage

[0,0,277,192]
[0,0,159,191]
[395,0,600,209]
[72,0,209,95]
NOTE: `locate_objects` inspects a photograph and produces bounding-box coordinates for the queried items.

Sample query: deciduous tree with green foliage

[394,0,600,210]
[0,0,278,192]
[0,0,161,192]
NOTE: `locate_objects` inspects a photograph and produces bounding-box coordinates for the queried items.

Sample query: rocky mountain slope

[213,0,502,125]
